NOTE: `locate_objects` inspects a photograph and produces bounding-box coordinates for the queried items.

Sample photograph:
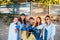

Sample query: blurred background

[0,0,60,40]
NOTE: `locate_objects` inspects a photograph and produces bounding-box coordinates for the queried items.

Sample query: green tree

[32,0,59,14]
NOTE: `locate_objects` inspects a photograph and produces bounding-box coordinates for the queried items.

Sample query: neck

[14,22,18,25]
[38,22,40,25]
[46,21,51,25]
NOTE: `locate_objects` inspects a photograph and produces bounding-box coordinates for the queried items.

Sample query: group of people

[8,14,56,40]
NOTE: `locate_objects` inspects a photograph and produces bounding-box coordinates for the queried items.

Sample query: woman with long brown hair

[18,14,27,40]
[35,17,42,27]
[34,16,43,40]
[26,17,43,40]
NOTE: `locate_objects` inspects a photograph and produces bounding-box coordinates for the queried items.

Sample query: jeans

[44,29,48,40]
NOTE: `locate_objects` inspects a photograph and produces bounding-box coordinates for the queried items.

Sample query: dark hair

[26,17,34,38]
[20,13,25,16]
[45,15,51,25]
[18,16,26,24]
[45,15,50,19]
[29,17,34,20]
[35,17,42,27]
[45,15,51,20]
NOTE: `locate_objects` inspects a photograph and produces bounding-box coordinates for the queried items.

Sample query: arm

[9,23,12,33]
[40,28,43,37]
[21,27,27,31]
[26,25,37,32]
[51,24,56,40]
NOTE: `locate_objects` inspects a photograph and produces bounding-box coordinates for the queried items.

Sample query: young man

[26,17,36,40]
[43,15,56,40]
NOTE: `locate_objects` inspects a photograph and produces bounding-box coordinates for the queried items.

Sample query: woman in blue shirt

[43,15,56,40]
[26,17,43,40]
[34,17,43,40]
[18,14,27,40]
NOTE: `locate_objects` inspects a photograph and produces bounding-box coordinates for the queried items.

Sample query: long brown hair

[18,16,26,24]
[35,17,42,27]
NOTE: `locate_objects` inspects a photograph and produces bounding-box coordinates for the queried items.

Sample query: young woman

[43,15,56,40]
[33,17,43,40]
[18,14,27,40]
[8,17,19,40]
[26,17,43,40]
[19,14,26,27]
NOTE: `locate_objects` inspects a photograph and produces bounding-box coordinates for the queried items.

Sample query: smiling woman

[0,0,60,40]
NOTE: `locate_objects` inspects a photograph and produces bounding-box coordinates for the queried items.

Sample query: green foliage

[0,0,3,1]
[1,14,14,25]
[1,14,19,25]
[33,0,59,6]
[0,1,14,5]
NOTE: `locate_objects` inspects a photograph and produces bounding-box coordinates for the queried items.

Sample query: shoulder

[51,23,55,27]
[18,22,21,24]
[42,23,46,26]
[38,24,43,27]
[10,22,14,25]
[9,23,15,29]
[10,22,15,26]
[36,24,44,29]
[41,23,46,27]
[50,23,55,29]
[42,23,46,28]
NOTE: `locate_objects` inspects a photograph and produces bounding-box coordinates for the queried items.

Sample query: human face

[29,19,34,25]
[13,17,18,23]
[45,17,50,24]
[21,16,25,20]
[36,18,40,23]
